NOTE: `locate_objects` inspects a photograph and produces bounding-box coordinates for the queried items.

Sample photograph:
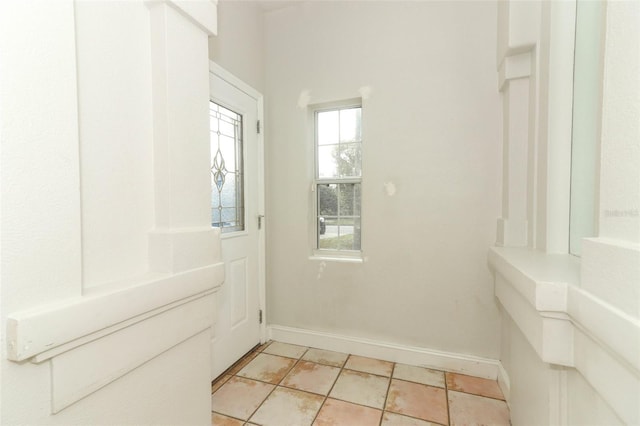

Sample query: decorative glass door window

[210,101,244,233]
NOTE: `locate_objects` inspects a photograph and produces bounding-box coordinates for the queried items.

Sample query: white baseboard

[268,324,502,380]
[497,361,511,402]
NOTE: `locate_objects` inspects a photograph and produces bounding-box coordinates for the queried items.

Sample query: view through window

[315,105,362,252]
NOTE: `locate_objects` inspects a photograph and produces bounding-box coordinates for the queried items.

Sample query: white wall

[208,0,265,93]
[0,1,221,424]
[76,1,155,288]
[597,1,640,245]
[264,2,502,360]
[493,0,639,424]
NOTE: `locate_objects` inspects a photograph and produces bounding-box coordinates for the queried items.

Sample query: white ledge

[489,247,579,366]
[488,246,579,312]
[489,244,640,424]
[6,263,224,361]
[489,247,640,374]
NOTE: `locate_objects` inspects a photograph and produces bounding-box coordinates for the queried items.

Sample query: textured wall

[264,1,502,359]
[209,1,265,93]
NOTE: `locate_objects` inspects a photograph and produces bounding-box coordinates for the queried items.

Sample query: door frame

[209,61,266,344]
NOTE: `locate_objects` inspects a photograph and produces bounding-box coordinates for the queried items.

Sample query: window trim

[310,99,363,259]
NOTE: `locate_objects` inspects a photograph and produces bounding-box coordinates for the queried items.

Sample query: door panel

[230,258,248,327]
[210,70,262,380]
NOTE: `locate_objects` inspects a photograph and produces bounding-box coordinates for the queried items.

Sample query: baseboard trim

[268,324,501,380]
[497,361,511,402]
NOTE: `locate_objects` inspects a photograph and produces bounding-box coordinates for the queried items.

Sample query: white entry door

[209,64,264,380]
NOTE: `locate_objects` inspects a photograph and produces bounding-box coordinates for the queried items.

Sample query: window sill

[309,253,364,264]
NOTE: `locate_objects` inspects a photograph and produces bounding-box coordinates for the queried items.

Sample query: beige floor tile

[385,379,448,425]
[237,353,297,384]
[211,412,244,426]
[211,374,232,394]
[344,355,394,377]
[313,398,382,426]
[448,390,510,426]
[212,342,512,425]
[262,341,308,359]
[381,412,438,426]
[302,348,349,367]
[446,372,505,400]
[393,364,445,388]
[329,369,390,409]
[227,351,259,375]
[282,360,341,395]
[249,387,324,426]
[211,377,274,421]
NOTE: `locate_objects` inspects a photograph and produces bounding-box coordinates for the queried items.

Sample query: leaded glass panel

[210,101,244,233]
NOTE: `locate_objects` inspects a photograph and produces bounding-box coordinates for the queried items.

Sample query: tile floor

[211,341,510,426]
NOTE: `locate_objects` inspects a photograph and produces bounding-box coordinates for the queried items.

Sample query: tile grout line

[310,352,444,424]
[448,389,509,402]
[211,410,246,424]
[308,350,352,425]
[381,367,450,426]
[378,361,396,426]
[212,342,273,424]
[313,353,398,424]
[243,343,304,424]
[212,342,264,385]
[445,372,451,426]
[248,341,281,422]
[446,372,508,401]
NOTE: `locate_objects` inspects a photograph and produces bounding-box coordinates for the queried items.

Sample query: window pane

[336,220,354,250]
[219,135,236,172]
[351,218,361,250]
[318,217,360,251]
[338,183,357,216]
[210,116,219,133]
[569,0,603,256]
[210,101,244,232]
[340,107,361,142]
[212,207,221,226]
[337,143,361,178]
[317,110,339,145]
[220,173,236,206]
[318,184,338,216]
[317,145,338,178]
[318,216,338,250]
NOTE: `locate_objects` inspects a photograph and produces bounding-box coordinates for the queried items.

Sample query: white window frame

[311,99,363,261]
